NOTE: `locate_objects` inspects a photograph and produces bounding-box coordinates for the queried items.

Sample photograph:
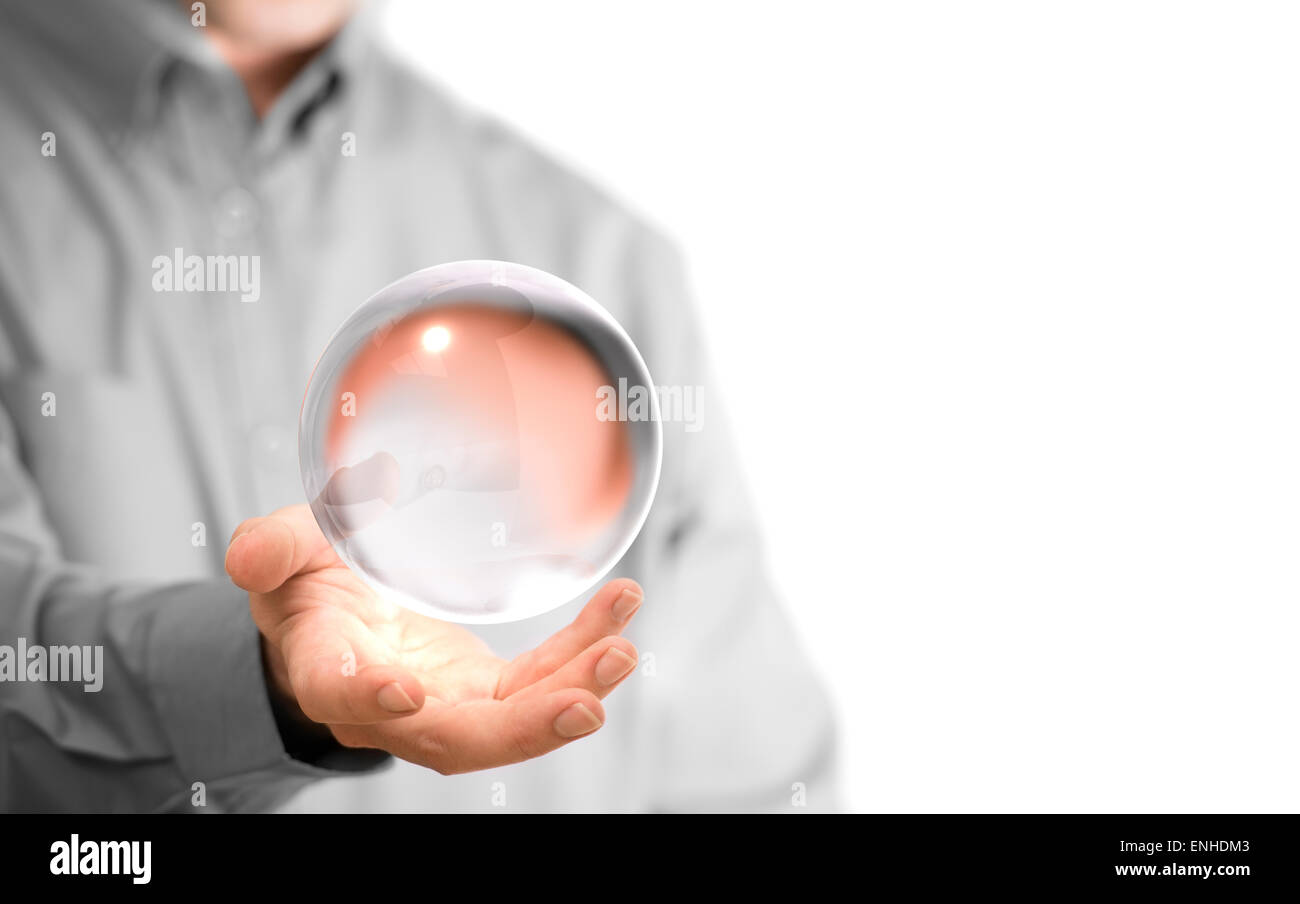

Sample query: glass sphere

[299,261,662,623]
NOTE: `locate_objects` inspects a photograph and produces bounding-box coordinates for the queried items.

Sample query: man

[0,0,836,813]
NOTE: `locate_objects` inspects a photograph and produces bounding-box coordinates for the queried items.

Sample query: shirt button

[250,423,295,470]
[214,187,259,238]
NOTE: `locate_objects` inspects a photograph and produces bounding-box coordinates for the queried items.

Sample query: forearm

[0,557,385,812]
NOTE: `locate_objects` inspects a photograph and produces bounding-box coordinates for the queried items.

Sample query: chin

[207,0,360,49]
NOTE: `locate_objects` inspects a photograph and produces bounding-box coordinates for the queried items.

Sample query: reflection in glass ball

[299,261,662,623]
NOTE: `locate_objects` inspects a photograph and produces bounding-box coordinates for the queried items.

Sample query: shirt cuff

[142,579,390,785]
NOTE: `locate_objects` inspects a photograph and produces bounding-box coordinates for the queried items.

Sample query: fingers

[337,690,607,774]
[506,636,638,702]
[225,504,333,593]
[277,608,427,724]
[494,578,644,698]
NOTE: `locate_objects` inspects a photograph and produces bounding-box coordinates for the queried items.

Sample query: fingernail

[554,703,602,738]
[611,589,643,622]
[377,682,417,713]
[595,647,637,686]
[224,532,250,572]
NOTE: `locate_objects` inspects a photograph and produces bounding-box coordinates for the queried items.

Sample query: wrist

[259,634,338,762]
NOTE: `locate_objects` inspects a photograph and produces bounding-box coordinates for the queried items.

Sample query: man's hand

[224,505,643,774]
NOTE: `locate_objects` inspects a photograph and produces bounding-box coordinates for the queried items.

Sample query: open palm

[226,505,643,774]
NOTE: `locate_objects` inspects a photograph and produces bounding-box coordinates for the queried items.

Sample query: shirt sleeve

[616,226,842,813]
[0,403,388,813]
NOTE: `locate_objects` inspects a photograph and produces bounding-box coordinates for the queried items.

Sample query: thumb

[225,505,332,593]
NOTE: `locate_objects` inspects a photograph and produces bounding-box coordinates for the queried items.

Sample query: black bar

[3,814,1295,893]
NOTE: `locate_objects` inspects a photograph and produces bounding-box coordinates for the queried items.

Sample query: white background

[382,1,1300,812]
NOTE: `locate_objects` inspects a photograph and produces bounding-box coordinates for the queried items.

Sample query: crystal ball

[299,261,662,623]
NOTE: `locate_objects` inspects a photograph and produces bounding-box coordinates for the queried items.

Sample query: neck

[204,33,329,119]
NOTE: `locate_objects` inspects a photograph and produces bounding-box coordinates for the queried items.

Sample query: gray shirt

[0,0,835,812]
